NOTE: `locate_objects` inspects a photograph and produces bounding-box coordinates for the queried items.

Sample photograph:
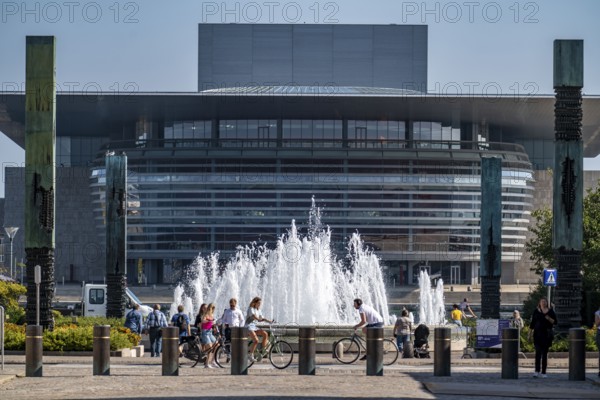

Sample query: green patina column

[105,152,128,318]
[480,157,502,319]
[24,36,56,329]
[553,40,584,330]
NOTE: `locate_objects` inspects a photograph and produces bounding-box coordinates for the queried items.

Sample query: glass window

[89,288,104,305]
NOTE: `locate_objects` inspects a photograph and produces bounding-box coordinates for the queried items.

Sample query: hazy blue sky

[1,0,600,196]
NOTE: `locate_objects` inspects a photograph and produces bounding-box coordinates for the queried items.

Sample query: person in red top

[201,303,217,368]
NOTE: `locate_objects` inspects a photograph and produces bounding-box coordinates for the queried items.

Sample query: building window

[219,120,277,147]
[164,121,212,147]
[348,120,405,148]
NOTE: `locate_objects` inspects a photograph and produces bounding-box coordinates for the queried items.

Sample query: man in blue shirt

[124,304,143,343]
[171,305,191,355]
[145,304,168,357]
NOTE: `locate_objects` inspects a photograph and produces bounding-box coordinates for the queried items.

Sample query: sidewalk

[1,355,599,399]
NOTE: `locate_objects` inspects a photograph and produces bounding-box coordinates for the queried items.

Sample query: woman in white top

[246,296,272,361]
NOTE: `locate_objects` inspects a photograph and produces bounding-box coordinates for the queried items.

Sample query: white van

[82,283,152,317]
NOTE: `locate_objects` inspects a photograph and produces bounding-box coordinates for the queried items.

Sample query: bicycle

[247,324,294,369]
[182,327,230,368]
[332,330,399,366]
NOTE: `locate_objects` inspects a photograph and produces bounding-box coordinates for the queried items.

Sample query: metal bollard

[434,327,451,377]
[231,327,248,375]
[569,328,586,381]
[366,327,383,376]
[299,327,316,375]
[162,327,180,376]
[501,328,519,379]
[93,325,111,376]
[26,325,43,377]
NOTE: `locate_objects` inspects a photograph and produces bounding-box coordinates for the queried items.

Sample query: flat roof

[1,91,600,156]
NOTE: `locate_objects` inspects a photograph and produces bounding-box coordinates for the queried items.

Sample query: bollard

[569,328,586,381]
[26,325,43,377]
[366,327,383,376]
[162,327,179,376]
[93,325,111,376]
[231,327,248,375]
[434,327,451,376]
[501,328,519,379]
[299,327,316,375]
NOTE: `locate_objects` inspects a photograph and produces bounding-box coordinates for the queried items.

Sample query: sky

[1,0,600,197]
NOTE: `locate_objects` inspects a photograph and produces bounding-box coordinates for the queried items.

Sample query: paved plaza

[0,354,598,399]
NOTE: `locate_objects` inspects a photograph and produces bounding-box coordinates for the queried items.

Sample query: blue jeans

[396,334,410,352]
[149,328,162,357]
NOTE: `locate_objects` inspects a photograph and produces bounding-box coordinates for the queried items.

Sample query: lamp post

[4,227,19,279]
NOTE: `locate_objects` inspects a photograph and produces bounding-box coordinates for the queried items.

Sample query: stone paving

[0,355,599,399]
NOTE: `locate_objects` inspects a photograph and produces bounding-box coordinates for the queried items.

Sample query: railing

[1,305,4,370]
[97,139,528,157]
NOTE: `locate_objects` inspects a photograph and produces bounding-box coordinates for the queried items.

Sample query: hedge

[3,322,140,352]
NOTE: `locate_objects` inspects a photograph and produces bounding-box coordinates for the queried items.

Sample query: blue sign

[543,268,557,286]
[476,319,511,348]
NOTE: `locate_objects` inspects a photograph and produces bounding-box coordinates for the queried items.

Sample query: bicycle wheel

[183,343,204,368]
[382,338,399,366]
[333,338,360,364]
[269,340,293,369]
[214,343,231,368]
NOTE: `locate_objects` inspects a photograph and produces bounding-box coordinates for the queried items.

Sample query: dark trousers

[149,328,162,357]
[534,342,550,374]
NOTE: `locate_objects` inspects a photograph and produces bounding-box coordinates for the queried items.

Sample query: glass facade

[90,118,534,285]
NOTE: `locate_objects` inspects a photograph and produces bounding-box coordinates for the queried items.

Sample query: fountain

[171,199,391,325]
[417,270,446,325]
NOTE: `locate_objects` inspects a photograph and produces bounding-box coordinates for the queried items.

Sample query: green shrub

[54,315,125,328]
[0,281,26,324]
[4,323,26,350]
[4,323,139,352]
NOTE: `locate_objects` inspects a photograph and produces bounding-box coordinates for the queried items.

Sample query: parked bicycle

[182,327,230,368]
[248,324,294,369]
[332,330,399,365]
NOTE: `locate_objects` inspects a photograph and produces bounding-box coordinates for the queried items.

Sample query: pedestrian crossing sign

[543,268,557,286]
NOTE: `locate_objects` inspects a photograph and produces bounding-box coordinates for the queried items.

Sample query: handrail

[96,139,528,156]
[0,305,4,370]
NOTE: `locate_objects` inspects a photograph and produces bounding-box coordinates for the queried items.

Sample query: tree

[525,185,600,325]
[525,186,600,291]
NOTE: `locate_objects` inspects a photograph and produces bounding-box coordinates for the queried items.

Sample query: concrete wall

[198,24,428,91]
[4,166,105,283]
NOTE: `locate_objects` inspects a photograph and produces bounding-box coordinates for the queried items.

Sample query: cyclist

[201,303,218,368]
[352,298,383,360]
[245,296,273,362]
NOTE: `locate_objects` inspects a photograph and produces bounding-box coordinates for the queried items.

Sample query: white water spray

[171,199,391,325]
[418,270,446,325]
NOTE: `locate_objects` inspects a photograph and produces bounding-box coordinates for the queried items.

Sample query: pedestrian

[352,298,384,360]
[145,304,168,357]
[510,310,524,329]
[529,297,557,378]
[451,304,463,327]
[219,298,245,341]
[171,304,191,356]
[393,309,412,354]
[124,303,143,339]
[460,298,477,319]
[245,297,273,362]
[194,303,208,331]
[595,304,600,377]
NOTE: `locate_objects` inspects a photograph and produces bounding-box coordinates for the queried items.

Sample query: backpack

[175,313,188,333]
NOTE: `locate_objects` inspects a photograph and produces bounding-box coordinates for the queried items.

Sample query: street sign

[543,268,557,286]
